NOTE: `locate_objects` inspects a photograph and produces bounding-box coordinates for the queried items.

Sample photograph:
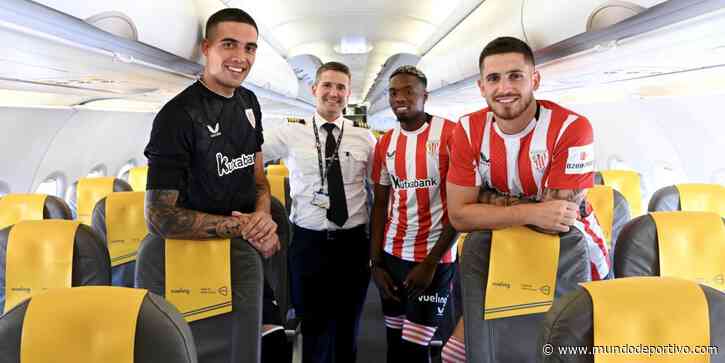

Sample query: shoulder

[458,108,490,129]
[237,86,261,110]
[540,100,591,128]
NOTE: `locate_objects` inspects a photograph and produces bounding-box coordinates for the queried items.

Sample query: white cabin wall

[565,92,725,196]
[0,107,153,195]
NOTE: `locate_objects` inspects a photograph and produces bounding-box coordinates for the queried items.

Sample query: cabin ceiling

[228,0,477,103]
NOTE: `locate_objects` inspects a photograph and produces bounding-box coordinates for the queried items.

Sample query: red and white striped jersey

[448,100,610,279]
[372,116,457,263]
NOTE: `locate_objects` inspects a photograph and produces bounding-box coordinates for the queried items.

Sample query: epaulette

[286,117,306,125]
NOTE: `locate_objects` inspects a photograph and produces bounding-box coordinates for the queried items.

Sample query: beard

[395,110,425,124]
[488,92,535,121]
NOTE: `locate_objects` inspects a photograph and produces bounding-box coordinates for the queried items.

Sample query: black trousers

[289,224,370,363]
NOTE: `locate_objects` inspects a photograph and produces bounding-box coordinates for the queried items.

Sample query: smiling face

[201,21,258,96]
[477,52,540,121]
[312,70,351,120]
[389,73,427,124]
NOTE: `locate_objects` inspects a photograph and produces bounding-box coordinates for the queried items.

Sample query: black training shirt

[144,81,263,216]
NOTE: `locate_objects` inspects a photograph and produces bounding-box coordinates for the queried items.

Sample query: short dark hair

[205,8,258,39]
[478,37,535,71]
[390,65,427,88]
[315,62,352,84]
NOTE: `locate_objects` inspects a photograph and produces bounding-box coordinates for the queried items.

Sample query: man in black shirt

[140,8,282,363]
[144,8,278,253]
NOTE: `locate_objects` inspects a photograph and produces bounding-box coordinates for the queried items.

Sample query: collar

[313,112,345,131]
[197,79,235,100]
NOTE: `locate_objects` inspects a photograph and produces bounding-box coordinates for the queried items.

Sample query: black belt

[293,224,366,241]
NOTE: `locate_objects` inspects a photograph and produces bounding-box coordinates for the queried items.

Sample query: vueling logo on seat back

[391,175,439,189]
[216,152,255,176]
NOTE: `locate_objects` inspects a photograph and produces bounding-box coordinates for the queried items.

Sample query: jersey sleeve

[251,91,264,152]
[546,116,595,190]
[447,121,479,187]
[143,102,193,191]
[371,133,391,186]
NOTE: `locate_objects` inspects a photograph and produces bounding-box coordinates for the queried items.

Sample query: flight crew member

[263,61,376,363]
[141,7,281,362]
[442,36,610,361]
[370,65,458,362]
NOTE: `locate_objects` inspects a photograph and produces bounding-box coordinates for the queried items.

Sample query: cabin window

[35,173,66,197]
[0,180,9,197]
[87,165,107,178]
[117,159,137,181]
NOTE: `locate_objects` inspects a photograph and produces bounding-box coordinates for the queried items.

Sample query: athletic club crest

[426,141,440,155]
[530,150,549,171]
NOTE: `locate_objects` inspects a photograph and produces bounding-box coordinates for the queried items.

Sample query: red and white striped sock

[401,320,437,346]
[442,335,466,363]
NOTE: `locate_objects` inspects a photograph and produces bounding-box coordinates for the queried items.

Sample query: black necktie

[322,123,348,226]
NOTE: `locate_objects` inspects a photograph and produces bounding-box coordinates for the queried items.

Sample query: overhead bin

[0,0,300,104]
[417,0,525,92]
[418,0,666,93]
[363,53,420,108]
[33,0,201,61]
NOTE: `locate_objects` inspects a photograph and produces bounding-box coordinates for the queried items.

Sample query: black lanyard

[312,116,345,192]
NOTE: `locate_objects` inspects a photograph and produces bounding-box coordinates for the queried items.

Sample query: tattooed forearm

[478,188,535,206]
[254,175,271,214]
[541,188,586,205]
[145,189,246,239]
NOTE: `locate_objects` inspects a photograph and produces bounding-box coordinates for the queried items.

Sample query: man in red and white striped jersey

[446,37,610,280]
[443,36,610,363]
[370,65,458,362]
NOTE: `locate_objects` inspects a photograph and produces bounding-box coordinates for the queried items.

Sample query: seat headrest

[0,194,72,229]
[649,184,725,217]
[266,164,289,177]
[0,287,197,363]
[540,277,725,363]
[0,220,111,313]
[595,170,643,217]
[614,212,725,287]
[129,166,149,191]
[67,177,132,224]
[91,192,147,267]
[586,186,631,247]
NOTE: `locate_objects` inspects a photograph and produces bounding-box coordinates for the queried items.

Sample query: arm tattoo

[478,188,535,206]
[145,189,245,239]
[541,188,586,205]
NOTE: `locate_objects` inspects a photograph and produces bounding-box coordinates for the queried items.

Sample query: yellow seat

[586,186,631,248]
[0,220,111,313]
[267,164,289,177]
[541,277,723,363]
[128,165,149,191]
[91,191,148,287]
[69,177,132,225]
[0,194,72,230]
[597,170,643,217]
[0,287,197,363]
[649,183,725,217]
[614,211,725,292]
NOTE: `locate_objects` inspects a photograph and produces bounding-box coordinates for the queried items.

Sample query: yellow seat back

[267,174,287,207]
[587,186,615,246]
[267,164,289,177]
[0,194,47,230]
[105,192,148,267]
[128,166,149,192]
[77,177,116,225]
[599,170,643,217]
[676,183,725,217]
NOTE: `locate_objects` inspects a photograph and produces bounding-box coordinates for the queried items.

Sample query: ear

[477,78,486,98]
[423,90,429,104]
[201,39,210,58]
[311,83,318,97]
[531,70,541,91]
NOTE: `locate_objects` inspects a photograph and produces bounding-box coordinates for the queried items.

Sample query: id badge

[311,191,330,209]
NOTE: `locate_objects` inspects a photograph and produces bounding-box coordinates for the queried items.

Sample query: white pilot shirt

[262,112,376,231]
